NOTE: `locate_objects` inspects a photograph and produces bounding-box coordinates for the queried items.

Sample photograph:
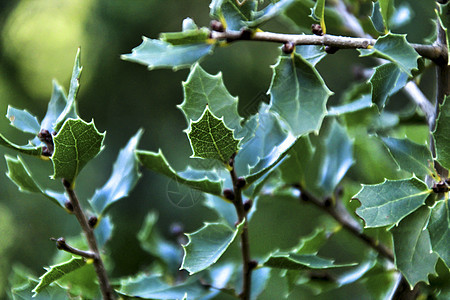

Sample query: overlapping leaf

[369,63,408,109]
[89,130,142,215]
[359,34,419,76]
[433,96,450,170]
[40,81,67,132]
[136,149,223,196]
[428,201,450,267]
[32,257,86,296]
[295,45,327,66]
[51,118,105,185]
[186,106,240,164]
[263,253,356,270]
[210,0,257,30]
[181,221,244,275]
[246,0,297,28]
[381,137,433,177]
[5,155,67,209]
[0,134,42,156]
[390,206,438,287]
[95,216,114,249]
[354,177,431,228]
[269,52,332,137]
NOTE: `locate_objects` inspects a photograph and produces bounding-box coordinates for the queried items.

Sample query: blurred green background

[0,0,438,298]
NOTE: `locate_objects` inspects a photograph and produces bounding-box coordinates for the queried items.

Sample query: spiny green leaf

[370,1,385,33]
[51,118,105,184]
[54,48,81,132]
[6,106,40,135]
[295,45,327,66]
[358,34,419,76]
[310,0,326,33]
[0,134,42,156]
[433,96,450,170]
[263,253,356,271]
[369,63,408,109]
[186,106,240,164]
[381,137,433,177]
[40,81,67,132]
[428,201,450,267]
[136,149,223,196]
[89,129,142,215]
[32,257,86,296]
[5,155,67,209]
[181,221,244,275]
[246,0,297,28]
[179,64,244,137]
[354,177,431,228]
[269,52,332,137]
[390,206,438,288]
[121,37,214,71]
[211,0,257,30]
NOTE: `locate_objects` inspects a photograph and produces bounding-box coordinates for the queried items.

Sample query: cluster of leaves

[3,0,450,299]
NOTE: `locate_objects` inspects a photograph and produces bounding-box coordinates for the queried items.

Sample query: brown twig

[63,180,115,300]
[50,237,97,260]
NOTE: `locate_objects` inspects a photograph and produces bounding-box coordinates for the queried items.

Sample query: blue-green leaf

[210,0,257,30]
[381,137,433,177]
[391,206,438,288]
[6,106,41,135]
[378,0,394,31]
[269,52,332,137]
[263,253,356,270]
[328,94,373,116]
[295,45,327,66]
[369,63,408,109]
[354,177,431,228]
[95,215,113,249]
[89,130,142,215]
[0,133,42,156]
[428,201,450,267]
[51,118,105,185]
[433,96,450,170]
[181,221,244,275]
[370,1,385,33]
[136,149,223,196]
[41,81,68,132]
[246,0,297,28]
[5,155,67,209]
[359,34,419,76]
[122,38,214,71]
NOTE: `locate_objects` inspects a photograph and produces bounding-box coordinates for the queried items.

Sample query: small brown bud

[311,24,323,36]
[236,177,246,189]
[210,20,224,32]
[240,28,252,40]
[64,200,73,212]
[300,192,309,202]
[325,45,339,54]
[62,179,71,189]
[243,199,252,212]
[248,260,258,270]
[281,42,295,54]
[324,197,332,207]
[223,189,235,201]
[88,216,98,228]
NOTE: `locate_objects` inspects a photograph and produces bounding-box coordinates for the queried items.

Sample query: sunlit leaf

[136,149,223,196]
[89,130,142,215]
[5,155,67,209]
[32,257,86,296]
[391,206,438,287]
[181,221,244,275]
[428,201,450,267]
[354,177,431,228]
[187,106,240,164]
[40,81,67,132]
[6,106,40,135]
[433,96,450,170]
[51,118,105,185]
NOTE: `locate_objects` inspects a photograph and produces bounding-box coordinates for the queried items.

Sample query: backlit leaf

[40,81,67,132]
[51,118,105,185]
[433,96,450,170]
[0,134,42,157]
[6,106,40,135]
[354,177,431,228]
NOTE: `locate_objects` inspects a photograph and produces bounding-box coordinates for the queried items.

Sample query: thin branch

[64,180,115,300]
[296,186,395,263]
[228,155,253,300]
[50,237,97,260]
[210,31,443,62]
[403,82,435,128]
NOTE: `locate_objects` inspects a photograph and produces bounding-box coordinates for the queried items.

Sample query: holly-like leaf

[186,106,240,164]
[95,215,113,250]
[359,34,419,76]
[32,257,86,296]
[179,64,244,136]
[428,201,450,267]
[354,177,431,228]
[246,0,297,28]
[390,206,438,287]
[268,52,332,137]
[136,149,223,196]
[89,130,142,215]
[0,133,42,156]
[295,45,327,66]
[369,63,408,109]
[381,137,433,177]
[6,106,41,135]
[370,1,385,33]
[181,221,244,275]
[40,81,67,132]
[122,38,214,71]
[54,48,82,132]
[310,0,326,33]
[51,118,105,185]
[160,27,211,46]
[263,253,356,270]
[210,0,257,30]
[433,96,450,170]
[5,155,67,209]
